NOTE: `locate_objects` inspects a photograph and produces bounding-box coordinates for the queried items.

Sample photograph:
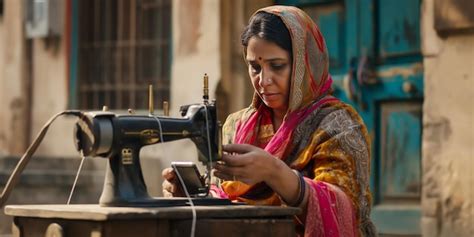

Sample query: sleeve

[221,108,254,145]
[222,112,239,145]
[311,106,371,217]
[300,105,374,236]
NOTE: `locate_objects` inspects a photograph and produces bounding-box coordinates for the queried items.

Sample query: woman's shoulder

[224,107,255,125]
[295,99,367,138]
[320,100,365,125]
[316,100,369,138]
[222,107,255,145]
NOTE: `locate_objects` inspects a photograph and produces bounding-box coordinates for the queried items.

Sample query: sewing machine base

[100,197,233,207]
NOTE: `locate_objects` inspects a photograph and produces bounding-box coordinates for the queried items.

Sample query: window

[77,0,171,110]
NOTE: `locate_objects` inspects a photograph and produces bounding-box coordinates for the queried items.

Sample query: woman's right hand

[161,167,185,197]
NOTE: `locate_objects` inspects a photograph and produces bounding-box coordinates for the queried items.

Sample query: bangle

[291,169,306,207]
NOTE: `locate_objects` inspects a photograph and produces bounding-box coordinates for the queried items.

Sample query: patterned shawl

[218,5,376,237]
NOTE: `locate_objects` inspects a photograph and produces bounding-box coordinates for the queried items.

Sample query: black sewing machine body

[74,101,229,207]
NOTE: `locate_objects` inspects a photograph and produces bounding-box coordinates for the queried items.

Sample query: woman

[163,5,376,237]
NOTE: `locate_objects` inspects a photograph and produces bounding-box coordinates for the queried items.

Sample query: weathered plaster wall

[0,6,4,156]
[0,0,28,155]
[171,0,220,107]
[421,0,474,236]
[0,1,75,158]
[30,4,76,158]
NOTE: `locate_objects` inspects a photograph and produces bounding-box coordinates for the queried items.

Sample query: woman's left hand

[214,144,279,185]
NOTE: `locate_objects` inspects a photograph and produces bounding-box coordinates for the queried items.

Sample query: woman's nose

[258,69,272,87]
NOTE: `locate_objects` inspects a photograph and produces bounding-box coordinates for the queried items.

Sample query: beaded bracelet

[291,169,306,207]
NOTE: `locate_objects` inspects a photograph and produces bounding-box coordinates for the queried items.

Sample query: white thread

[203,105,215,190]
[174,165,197,237]
[68,150,86,205]
[152,114,196,237]
[152,116,164,143]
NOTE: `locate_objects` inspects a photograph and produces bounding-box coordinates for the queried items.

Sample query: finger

[162,180,175,193]
[215,171,253,184]
[221,153,249,167]
[162,167,176,181]
[213,170,234,181]
[223,144,255,154]
[214,162,235,174]
[214,164,244,179]
[163,179,186,197]
[163,189,173,198]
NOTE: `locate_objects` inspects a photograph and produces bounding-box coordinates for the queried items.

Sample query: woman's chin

[263,101,283,110]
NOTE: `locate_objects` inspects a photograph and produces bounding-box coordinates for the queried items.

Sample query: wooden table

[5,204,300,237]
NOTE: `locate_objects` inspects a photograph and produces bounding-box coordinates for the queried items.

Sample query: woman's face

[246,37,292,114]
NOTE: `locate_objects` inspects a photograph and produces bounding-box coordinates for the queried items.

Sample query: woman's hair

[241,11,292,57]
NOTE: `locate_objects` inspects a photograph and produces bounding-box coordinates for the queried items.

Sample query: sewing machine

[0,74,228,208]
[73,74,230,207]
[2,74,299,237]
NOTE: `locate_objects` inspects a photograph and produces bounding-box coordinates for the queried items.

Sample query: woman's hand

[214,143,304,207]
[214,144,280,185]
[161,168,185,197]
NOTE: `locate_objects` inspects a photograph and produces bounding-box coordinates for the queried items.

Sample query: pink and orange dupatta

[214,5,375,237]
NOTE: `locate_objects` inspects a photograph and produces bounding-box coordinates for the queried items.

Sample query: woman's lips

[261,93,279,100]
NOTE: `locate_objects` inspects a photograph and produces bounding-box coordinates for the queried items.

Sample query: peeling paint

[9,97,26,153]
[443,195,463,222]
[376,63,423,79]
[403,18,418,47]
[424,116,452,148]
[422,116,452,199]
[423,168,441,197]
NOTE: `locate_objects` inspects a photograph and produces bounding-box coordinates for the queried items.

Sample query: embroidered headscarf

[235,5,336,160]
[250,6,332,113]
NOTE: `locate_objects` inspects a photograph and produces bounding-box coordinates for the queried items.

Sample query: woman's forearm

[265,158,308,208]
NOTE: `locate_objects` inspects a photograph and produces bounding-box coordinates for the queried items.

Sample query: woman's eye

[271,63,286,70]
[250,64,261,74]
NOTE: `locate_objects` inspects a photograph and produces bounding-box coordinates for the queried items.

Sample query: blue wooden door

[276,0,423,235]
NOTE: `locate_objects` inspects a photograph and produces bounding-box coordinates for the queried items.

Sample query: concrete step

[0,156,108,235]
[0,156,106,186]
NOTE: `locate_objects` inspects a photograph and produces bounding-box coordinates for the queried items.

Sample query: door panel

[380,101,422,200]
[276,0,423,235]
[303,3,346,72]
[378,0,421,59]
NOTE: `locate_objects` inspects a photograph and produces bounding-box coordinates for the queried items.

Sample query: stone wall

[421,0,474,236]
